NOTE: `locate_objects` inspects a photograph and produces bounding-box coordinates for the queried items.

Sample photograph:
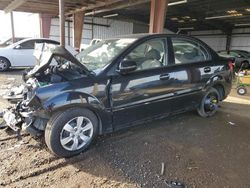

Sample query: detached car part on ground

[0,34,233,157]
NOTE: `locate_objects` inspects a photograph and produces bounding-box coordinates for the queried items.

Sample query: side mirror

[15,45,21,49]
[118,60,137,74]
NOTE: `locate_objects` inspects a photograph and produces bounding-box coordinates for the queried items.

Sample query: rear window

[172,38,210,64]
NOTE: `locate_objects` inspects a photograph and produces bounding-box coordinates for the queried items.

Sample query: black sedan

[2,34,233,157]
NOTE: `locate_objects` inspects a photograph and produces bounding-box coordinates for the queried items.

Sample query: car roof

[105,33,183,40]
[19,38,59,43]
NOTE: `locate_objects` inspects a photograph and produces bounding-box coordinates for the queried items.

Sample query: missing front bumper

[1,109,22,132]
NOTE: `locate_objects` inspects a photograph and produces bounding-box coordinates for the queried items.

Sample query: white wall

[49,17,133,46]
[188,30,227,51]
[189,28,250,51]
[133,22,174,34]
[230,28,250,51]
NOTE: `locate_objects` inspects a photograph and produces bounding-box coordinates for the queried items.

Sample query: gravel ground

[0,70,250,188]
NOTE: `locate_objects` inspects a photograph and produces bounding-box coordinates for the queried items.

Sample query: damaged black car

[1,34,233,157]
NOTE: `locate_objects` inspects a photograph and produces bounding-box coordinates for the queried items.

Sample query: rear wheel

[0,57,10,72]
[237,86,247,95]
[197,88,220,117]
[45,108,98,157]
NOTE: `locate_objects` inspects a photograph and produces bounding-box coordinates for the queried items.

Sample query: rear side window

[172,38,210,64]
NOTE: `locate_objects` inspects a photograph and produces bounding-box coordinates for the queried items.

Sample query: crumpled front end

[1,78,49,136]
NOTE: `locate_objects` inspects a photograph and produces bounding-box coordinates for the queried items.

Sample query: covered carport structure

[0,0,250,51]
[0,0,169,49]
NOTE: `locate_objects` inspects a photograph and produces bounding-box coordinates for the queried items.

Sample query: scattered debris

[161,162,165,175]
[187,166,198,170]
[7,78,16,81]
[228,121,236,126]
[166,180,185,188]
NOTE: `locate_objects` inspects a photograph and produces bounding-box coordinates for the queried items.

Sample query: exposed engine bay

[0,43,89,136]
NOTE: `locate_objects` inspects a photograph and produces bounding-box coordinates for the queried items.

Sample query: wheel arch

[41,92,112,135]
[212,84,225,101]
[51,104,105,135]
[0,56,11,65]
[204,75,226,101]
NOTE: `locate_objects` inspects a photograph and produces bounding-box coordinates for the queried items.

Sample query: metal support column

[226,32,232,51]
[10,11,15,43]
[149,0,168,33]
[67,21,71,45]
[59,0,65,46]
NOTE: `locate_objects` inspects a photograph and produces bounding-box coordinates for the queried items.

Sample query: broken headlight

[26,95,41,108]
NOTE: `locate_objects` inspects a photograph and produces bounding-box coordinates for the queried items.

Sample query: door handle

[204,67,211,73]
[160,73,170,80]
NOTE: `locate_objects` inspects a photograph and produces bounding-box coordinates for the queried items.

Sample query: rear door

[169,36,217,112]
[110,37,174,129]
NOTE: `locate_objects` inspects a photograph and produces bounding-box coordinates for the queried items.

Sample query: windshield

[76,38,137,73]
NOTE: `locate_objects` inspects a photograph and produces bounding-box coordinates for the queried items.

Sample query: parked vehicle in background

[1,34,232,157]
[80,39,102,51]
[0,37,25,48]
[0,38,78,71]
[89,38,102,46]
[218,50,250,70]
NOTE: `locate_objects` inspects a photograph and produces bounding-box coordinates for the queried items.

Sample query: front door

[110,37,174,129]
[12,40,36,67]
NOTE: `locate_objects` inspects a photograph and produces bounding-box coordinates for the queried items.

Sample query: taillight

[228,59,234,72]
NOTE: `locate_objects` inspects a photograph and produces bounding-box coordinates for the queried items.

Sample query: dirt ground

[0,70,249,188]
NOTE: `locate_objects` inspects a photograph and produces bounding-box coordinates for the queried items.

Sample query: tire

[0,57,10,72]
[197,88,220,118]
[237,86,247,95]
[45,108,98,157]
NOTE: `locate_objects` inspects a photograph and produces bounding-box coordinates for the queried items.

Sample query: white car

[0,38,77,71]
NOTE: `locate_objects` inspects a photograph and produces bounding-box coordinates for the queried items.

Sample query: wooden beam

[85,0,150,16]
[149,0,168,33]
[59,0,65,46]
[4,0,28,13]
[73,11,84,49]
[40,14,53,38]
[66,0,150,16]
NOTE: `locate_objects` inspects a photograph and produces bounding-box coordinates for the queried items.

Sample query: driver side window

[19,40,36,49]
[124,38,166,71]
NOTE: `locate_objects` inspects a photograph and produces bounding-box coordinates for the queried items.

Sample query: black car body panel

[2,34,232,136]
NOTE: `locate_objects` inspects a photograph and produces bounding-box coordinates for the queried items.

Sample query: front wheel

[45,108,99,157]
[197,88,220,117]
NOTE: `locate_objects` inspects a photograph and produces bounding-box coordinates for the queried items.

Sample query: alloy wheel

[60,116,94,151]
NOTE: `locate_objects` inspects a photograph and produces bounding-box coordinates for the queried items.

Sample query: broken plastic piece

[166,180,185,188]
[228,121,236,126]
